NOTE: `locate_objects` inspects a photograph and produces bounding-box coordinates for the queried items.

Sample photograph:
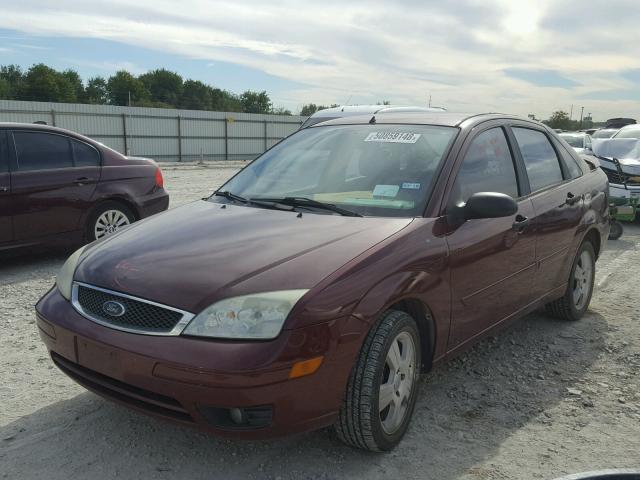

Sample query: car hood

[75,201,412,313]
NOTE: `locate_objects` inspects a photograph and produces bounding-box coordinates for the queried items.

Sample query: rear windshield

[218,124,458,217]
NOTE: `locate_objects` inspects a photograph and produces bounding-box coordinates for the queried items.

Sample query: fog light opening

[230,407,244,425]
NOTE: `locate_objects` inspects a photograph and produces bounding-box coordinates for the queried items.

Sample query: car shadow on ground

[0,309,608,480]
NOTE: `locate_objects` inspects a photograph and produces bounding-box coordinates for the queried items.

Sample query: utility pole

[570,104,573,120]
[580,106,584,128]
[428,94,431,108]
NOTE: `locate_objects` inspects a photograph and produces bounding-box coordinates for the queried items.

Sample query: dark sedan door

[0,130,12,244]
[510,127,585,297]
[9,130,100,242]
[444,126,537,349]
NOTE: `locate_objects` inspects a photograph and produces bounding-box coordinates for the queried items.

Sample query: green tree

[107,70,149,106]
[240,90,271,114]
[0,78,10,99]
[139,68,183,106]
[180,79,212,110]
[300,103,319,116]
[85,77,108,104]
[214,89,243,112]
[22,64,64,101]
[0,65,24,99]
[546,110,572,130]
[61,69,85,102]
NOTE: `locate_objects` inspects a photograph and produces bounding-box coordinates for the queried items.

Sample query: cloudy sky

[1,0,639,119]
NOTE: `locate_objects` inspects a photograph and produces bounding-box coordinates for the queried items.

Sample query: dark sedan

[36,112,609,451]
[0,123,169,250]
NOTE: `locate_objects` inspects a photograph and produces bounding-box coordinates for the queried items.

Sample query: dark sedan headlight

[55,246,86,300]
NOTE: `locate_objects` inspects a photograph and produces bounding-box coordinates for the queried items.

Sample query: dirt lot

[1,162,639,480]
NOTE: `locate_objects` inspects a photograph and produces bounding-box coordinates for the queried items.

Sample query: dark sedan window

[558,145,583,179]
[513,128,564,191]
[13,131,73,171]
[450,127,518,206]
[72,139,100,166]
[0,131,7,172]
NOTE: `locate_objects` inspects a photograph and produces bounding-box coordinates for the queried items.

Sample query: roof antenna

[369,115,376,124]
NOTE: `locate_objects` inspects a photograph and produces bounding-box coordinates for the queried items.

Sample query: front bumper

[610,183,640,200]
[36,287,360,439]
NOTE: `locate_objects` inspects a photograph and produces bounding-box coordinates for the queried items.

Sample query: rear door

[9,130,101,241]
[0,130,12,243]
[510,126,586,297]
[444,125,537,348]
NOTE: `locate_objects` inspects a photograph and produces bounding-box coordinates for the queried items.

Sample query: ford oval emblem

[103,300,126,317]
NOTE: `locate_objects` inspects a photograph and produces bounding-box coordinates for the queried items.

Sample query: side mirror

[464,192,518,220]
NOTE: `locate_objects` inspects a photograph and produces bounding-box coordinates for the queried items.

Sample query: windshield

[559,134,585,148]
[217,124,457,217]
[613,126,640,139]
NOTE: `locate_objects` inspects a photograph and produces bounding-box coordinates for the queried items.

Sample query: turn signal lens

[155,168,164,188]
[289,356,324,379]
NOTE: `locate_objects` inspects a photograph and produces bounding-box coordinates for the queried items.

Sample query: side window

[585,135,592,151]
[72,139,100,167]
[0,131,7,172]
[450,127,519,206]
[512,128,563,191]
[559,144,583,179]
[13,131,73,171]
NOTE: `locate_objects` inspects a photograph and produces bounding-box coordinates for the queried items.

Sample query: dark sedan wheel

[545,241,596,321]
[87,201,135,242]
[335,310,422,451]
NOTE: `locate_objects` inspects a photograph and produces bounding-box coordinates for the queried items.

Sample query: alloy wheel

[379,331,417,435]
[94,209,130,239]
[572,249,594,310]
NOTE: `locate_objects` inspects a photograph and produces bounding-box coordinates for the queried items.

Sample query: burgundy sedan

[36,112,609,451]
[0,123,168,251]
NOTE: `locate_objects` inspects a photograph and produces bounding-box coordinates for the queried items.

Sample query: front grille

[75,284,187,334]
[602,167,627,185]
[51,353,193,423]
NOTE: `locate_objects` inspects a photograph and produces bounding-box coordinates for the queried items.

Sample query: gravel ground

[1,162,639,480]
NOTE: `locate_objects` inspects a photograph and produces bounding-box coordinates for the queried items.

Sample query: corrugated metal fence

[0,100,307,161]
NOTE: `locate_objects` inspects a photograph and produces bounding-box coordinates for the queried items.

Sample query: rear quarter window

[72,139,100,166]
[0,131,7,172]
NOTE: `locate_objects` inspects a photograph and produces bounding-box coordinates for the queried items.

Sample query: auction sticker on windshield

[364,132,421,143]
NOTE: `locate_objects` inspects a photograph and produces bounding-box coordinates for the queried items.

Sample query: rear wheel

[545,241,596,321]
[335,310,422,451]
[86,201,135,242]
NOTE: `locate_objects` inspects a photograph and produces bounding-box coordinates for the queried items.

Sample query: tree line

[0,64,298,115]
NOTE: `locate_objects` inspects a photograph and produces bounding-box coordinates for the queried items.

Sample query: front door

[9,130,100,241]
[0,130,12,244]
[444,126,537,348]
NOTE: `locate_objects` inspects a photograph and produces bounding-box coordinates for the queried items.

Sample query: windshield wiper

[212,190,249,203]
[251,196,362,217]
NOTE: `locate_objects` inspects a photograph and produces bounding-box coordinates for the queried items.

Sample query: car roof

[309,112,527,128]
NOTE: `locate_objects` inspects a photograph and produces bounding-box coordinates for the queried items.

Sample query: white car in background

[300,105,446,129]
[559,132,593,155]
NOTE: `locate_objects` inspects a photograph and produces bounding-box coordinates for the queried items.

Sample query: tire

[86,201,136,242]
[545,241,596,321]
[608,220,623,240]
[335,310,422,452]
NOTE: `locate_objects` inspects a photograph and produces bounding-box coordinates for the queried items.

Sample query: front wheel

[545,241,596,321]
[335,310,422,451]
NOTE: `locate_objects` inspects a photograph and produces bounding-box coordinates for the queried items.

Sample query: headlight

[183,290,309,340]
[55,246,86,300]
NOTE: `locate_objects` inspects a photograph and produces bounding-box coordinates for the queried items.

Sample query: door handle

[566,192,581,205]
[512,214,529,232]
[74,177,91,185]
